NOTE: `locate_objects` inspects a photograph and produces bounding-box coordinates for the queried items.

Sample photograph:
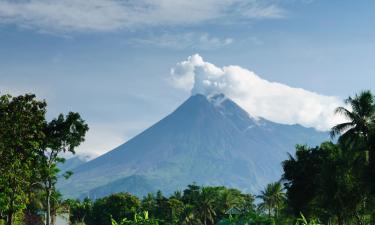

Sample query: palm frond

[330,122,354,138]
[334,107,355,120]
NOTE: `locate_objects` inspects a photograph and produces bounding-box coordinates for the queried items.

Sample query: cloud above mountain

[170,54,345,131]
[0,0,286,33]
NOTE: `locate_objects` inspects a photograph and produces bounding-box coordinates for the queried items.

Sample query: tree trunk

[50,211,56,225]
[7,211,13,225]
[46,187,51,225]
[368,149,375,193]
[275,206,278,219]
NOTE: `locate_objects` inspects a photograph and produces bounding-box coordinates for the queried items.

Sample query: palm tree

[180,205,202,225]
[219,189,238,214]
[330,90,375,154]
[257,182,285,218]
[197,188,216,225]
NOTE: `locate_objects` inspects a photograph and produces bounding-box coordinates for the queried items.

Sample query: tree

[282,145,324,218]
[282,142,369,225]
[219,189,238,213]
[330,90,375,155]
[237,193,255,214]
[330,91,375,195]
[166,198,184,224]
[0,93,89,225]
[315,142,366,225]
[180,205,202,225]
[197,187,216,225]
[89,193,140,225]
[41,112,88,225]
[65,198,92,225]
[216,188,244,220]
[182,183,201,205]
[0,94,47,225]
[257,182,285,219]
[141,193,157,218]
[154,190,170,221]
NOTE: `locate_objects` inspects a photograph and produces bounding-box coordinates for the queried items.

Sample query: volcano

[58,94,328,199]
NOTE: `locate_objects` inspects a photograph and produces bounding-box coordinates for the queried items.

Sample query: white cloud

[170,54,345,131]
[0,0,287,33]
[131,32,234,50]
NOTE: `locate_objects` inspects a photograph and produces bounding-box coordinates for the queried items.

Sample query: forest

[1,90,375,225]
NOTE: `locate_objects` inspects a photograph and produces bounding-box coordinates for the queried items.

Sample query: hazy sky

[0,0,374,157]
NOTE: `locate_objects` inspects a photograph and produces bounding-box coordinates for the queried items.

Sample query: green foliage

[0,94,47,225]
[330,90,375,150]
[68,184,256,225]
[111,211,160,225]
[41,112,88,225]
[218,210,273,225]
[0,93,88,225]
[282,144,323,218]
[282,90,375,225]
[88,193,140,225]
[295,213,321,225]
[64,198,92,225]
[257,182,285,218]
[282,142,368,224]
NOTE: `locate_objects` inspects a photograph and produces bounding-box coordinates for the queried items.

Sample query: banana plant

[295,213,322,225]
[111,211,160,225]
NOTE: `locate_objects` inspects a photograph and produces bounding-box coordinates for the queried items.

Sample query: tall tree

[0,93,88,225]
[182,183,201,205]
[282,145,323,218]
[141,193,157,218]
[0,94,47,225]
[197,187,216,225]
[330,90,375,194]
[315,142,366,225]
[331,90,375,154]
[166,198,184,224]
[65,198,92,225]
[283,142,368,225]
[180,205,202,225]
[89,193,140,225]
[257,182,285,218]
[41,112,88,225]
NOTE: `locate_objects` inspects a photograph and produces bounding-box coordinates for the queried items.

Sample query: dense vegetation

[282,90,375,225]
[0,94,89,225]
[66,185,262,225]
[1,90,375,225]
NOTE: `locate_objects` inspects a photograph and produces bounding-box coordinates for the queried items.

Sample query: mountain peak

[188,93,260,127]
[59,94,329,199]
[208,93,227,106]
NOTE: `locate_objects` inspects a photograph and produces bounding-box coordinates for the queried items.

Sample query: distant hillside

[58,94,328,199]
[58,156,89,174]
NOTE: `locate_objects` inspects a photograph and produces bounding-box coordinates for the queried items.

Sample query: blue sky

[0,0,374,157]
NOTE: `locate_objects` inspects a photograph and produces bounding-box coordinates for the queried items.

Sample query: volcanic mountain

[58,94,328,199]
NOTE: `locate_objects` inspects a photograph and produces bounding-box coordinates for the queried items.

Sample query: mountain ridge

[58,94,328,199]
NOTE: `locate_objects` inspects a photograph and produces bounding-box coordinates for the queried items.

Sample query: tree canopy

[0,93,88,225]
